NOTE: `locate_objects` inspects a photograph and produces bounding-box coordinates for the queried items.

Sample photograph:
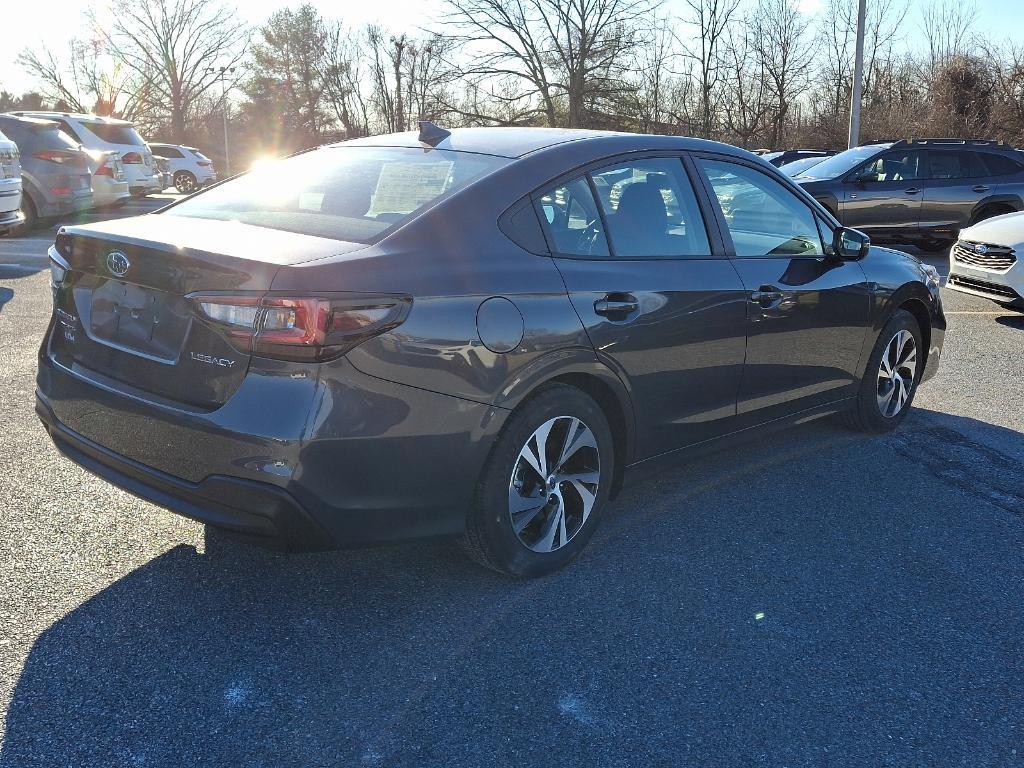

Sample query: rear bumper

[36,351,508,550]
[37,397,330,549]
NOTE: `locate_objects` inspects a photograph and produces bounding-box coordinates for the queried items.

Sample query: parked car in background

[947,211,1024,311]
[37,125,944,577]
[9,112,163,198]
[153,155,172,191]
[85,151,130,209]
[0,116,93,234]
[779,156,829,178]
[761,149,835,167]
[149,143,217,193]
[0,126,23,235]
[794,138,1024,251]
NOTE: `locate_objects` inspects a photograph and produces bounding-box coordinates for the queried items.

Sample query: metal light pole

[848,0,867,148]
[206,66,235,175]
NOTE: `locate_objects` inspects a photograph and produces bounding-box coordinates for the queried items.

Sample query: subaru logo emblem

[974,244,988,254]
[106,251,130,277]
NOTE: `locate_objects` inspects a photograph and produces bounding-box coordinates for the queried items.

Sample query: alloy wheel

[175,173,197,194]
[876,329,918,417]
[508,416,601,553]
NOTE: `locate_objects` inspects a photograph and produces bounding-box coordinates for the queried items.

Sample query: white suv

[10,112,163,197]
[149,143,217,193]
[947,211,1024,312]
[0,127,23,235]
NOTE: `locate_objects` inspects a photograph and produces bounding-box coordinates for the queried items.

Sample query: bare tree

[721,18,771,148]
[750,0,816,147]
[921,0,978,70]
[445,0,654,128]
[682,0,740,139]
[96,0,248,141]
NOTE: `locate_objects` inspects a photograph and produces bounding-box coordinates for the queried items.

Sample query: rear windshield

[0,120,80,152]
[81,122,146,146]
[187,148,209,160]
[164,146,510,243]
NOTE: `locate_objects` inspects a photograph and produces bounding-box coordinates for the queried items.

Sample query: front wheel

[461,385,614,577]
[839,309,923,433]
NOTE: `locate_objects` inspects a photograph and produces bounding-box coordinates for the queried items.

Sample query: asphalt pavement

[0,210,1021,766]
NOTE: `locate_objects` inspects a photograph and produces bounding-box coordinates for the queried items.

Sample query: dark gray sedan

[36,126,945,576]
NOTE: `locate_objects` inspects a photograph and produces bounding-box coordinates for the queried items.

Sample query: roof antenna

[418,120,451,147]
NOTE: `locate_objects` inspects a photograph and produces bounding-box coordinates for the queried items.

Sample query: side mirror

[833,226,870,260]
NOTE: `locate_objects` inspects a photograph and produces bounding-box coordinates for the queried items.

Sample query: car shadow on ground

[2,409,1022,767]
[995,314,1024,330]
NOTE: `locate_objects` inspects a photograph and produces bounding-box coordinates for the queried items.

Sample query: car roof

[11,111,133,126]
[0,114,60,129]
[337,127,754,161]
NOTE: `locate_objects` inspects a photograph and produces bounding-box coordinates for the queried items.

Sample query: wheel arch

[896,296,932,380]
[970,194,1021,224]
[495,354,636,500]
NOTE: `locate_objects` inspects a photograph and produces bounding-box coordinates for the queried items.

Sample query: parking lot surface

[1,207,1022,766]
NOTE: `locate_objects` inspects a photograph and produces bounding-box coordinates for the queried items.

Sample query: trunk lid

[49,215,365,408]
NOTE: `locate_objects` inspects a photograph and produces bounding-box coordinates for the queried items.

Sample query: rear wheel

[461,385,613,577]
[174,171,197,194]
[839,309,923,433]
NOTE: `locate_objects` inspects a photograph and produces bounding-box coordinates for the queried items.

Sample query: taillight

[122,152,143,163]
[50,187,72,196]
[95,161,113,177]
[33,150,77,164]
[190,293,412,362]
[197,161,211,167]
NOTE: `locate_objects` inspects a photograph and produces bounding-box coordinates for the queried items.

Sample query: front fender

[858,246,946,382]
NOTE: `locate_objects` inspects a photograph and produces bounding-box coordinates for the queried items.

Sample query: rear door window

[927,151,968,179]
[590,158,711,258]
[536,177,610,257]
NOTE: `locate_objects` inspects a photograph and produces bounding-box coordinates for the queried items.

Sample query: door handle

[903,187,921,195]
[750,285,785,309]
[973,184,990,193]
[594,293,639,319]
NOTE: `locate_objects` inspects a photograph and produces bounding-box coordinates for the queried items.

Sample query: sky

[1,0,1021,97]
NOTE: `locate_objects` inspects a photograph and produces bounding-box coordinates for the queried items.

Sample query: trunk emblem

[106,251,130,277]
[190,351,236,368]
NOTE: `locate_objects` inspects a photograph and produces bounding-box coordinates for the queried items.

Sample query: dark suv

[794,139,1024,251]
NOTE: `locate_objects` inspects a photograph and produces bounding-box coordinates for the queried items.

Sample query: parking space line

[945,311,1011,315]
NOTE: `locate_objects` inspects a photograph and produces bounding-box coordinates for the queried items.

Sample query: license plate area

[85,278,192,362]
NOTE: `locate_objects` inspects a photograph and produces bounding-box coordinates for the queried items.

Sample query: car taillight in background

[190,293,412,362]
[33,150,81,165]
[122,152,143,164]
[94,161,113,177]
[197,161,212,167]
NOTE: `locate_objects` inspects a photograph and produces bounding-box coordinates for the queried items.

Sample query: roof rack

[894,138,1016,150]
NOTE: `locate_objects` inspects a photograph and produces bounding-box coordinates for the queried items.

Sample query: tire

[839,309,923,433]
[9,195,37,237]
[174,171,197,194]
[461,384,614,577]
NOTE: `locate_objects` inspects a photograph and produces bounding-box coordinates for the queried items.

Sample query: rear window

[164,146,510,243]
[81,122,146,146]
[187,148,209,160]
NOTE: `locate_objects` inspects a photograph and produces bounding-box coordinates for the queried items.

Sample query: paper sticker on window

[368,161,454,217]
[298,191,325,211]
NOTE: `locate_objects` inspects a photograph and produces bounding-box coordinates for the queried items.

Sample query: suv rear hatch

[48,215,364,409]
